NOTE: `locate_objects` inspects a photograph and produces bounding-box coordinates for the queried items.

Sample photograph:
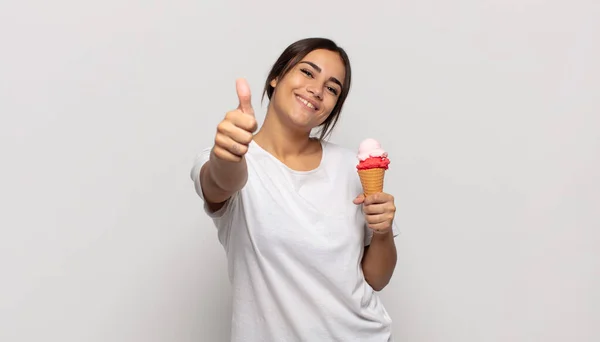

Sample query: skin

[200,48,397,291]
[354,193,398,291]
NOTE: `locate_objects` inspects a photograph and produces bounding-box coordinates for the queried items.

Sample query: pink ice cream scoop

[357,138,388,161]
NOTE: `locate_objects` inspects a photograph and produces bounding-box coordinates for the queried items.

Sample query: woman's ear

[270,77,278,88]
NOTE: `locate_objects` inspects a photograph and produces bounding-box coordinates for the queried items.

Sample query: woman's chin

[285,113,317,131]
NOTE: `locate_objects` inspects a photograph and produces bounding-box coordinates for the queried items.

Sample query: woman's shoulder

[323,140,356,157]
[322,140,359,167]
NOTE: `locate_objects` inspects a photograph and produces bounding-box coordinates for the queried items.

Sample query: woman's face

[269,49,346,133]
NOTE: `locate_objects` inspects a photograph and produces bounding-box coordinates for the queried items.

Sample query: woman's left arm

[354,193,398,291]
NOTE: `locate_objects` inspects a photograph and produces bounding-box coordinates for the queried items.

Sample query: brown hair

[261,37,352,140]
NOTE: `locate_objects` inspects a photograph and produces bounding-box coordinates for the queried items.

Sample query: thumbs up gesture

[213,78,258,162]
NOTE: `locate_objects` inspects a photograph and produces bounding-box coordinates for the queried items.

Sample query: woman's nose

[307,84,323,100]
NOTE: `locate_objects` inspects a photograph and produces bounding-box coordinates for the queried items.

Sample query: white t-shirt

[191,140,400,341]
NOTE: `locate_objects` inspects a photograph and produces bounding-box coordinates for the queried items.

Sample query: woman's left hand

[353,192,396,234]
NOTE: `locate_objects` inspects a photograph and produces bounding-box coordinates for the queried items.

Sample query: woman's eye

[327,87,339,96]
[300,69,313,77]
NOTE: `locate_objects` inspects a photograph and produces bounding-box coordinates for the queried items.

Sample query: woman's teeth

[297,96,315,109]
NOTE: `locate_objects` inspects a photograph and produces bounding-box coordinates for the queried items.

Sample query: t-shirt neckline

[250,139,327,175]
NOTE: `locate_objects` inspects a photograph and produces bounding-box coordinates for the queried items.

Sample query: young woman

[191,37,400,341]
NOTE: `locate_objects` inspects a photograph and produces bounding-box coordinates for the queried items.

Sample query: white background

[1,0,599,341]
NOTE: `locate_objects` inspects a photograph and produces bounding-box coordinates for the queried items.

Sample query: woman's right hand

[213,78,258,162]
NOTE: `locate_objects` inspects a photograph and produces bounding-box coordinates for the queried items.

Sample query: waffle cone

[358,168,386,196]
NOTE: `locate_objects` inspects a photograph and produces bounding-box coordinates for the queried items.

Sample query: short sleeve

[189,147,238,219]
[364,220,401,246]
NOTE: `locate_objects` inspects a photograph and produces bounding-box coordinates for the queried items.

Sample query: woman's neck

[253,109,319,159]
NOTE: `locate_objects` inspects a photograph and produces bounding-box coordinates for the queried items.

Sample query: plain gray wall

[1,0,598,341]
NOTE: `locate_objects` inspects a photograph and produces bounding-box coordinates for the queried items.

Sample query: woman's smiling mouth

[296,95,318,110]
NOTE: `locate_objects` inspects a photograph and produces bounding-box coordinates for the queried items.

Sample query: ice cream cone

[358,168,385,196]
[356,138,390,196]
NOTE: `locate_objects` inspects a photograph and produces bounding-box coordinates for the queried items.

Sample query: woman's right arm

[200,78,257,211]
[200,152,249,212]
